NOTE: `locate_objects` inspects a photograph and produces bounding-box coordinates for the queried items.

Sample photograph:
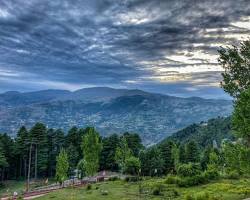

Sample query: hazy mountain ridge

[0,87,233,145]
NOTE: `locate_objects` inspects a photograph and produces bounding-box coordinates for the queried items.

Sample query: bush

[177,163,202,177]
[204,169,220,180]
[165,175,180,184]
[185,194,194,200]
[177,174,208,187]
[101,190,108,195]
[185,192,210,200]
[152,187,161,195]
[195,192,210,200]
[152,184,164,196]
[86,184,92,190]
[227,170,240,179]
[125,176,141,182]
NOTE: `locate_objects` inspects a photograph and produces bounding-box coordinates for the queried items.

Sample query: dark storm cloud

[0,0,250,98]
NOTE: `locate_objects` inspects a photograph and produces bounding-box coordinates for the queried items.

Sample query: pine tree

[66,144,79,174]
[185,141,200,163]
[123,133,143,157]
[48,128,65,177]
[0,133,15,180]
[16,126,29,178]
[30,123,48,178]
[139,147,164,176]
[100,134,119,171]
[160,140,175,174]
[179,145,186,164]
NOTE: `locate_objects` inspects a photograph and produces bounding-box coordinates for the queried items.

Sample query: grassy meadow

[35,177,250,200]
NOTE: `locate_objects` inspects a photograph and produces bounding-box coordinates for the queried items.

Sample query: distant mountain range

[0,87,233,145]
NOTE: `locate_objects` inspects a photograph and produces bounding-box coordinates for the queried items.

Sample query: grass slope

[37,178,250,200]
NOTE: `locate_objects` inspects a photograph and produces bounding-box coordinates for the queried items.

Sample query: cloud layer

[0,0,250,98]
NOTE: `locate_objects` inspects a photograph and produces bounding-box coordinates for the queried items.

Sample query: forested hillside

[162,117,234,147]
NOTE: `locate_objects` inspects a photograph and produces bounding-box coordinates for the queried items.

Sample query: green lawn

[36,178,250,200]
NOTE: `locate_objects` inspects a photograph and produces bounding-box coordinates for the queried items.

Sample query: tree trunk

[19,156,22,178]
[1,168,5,182]
[27,143,32,192]
[24,157,27,179]
[35,145,38,180]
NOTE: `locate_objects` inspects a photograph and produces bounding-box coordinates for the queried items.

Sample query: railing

[1,175,108,200]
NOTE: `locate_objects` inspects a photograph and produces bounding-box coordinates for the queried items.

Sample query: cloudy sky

[0,0,250,99]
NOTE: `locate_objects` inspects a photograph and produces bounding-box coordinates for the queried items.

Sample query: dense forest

[0,125,143,181]
[0,113,249,186]
[163,117,234,147]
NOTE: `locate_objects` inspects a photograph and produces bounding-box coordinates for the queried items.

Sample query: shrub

[152,187,161,195]
[185,194,194,200]
[152,184,164,196]
[86,184,92,190]
[227,170,240,179]
[165,188,180,198]
[195,192,210,200]
[177,163,202,177]
[165,175,180,184]
[204,169,220,180]
[125,176,141,182]
[177,174,207,187]
[101,190,108,195]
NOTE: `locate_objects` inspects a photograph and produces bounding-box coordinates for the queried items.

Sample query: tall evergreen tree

[100,134,119,171]
[179,145,186,164]
[0,142,8,182]
[30,123,48,178]
[185,141,200,163]
[65,127,85,166]
[140,147,164,176]
[0,133,16,180]
[160,140,175,174]
[48,129,65,177]
[123,133,143,157]
[16,126,29,178]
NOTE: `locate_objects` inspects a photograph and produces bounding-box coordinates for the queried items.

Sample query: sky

[0,0,250,99]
